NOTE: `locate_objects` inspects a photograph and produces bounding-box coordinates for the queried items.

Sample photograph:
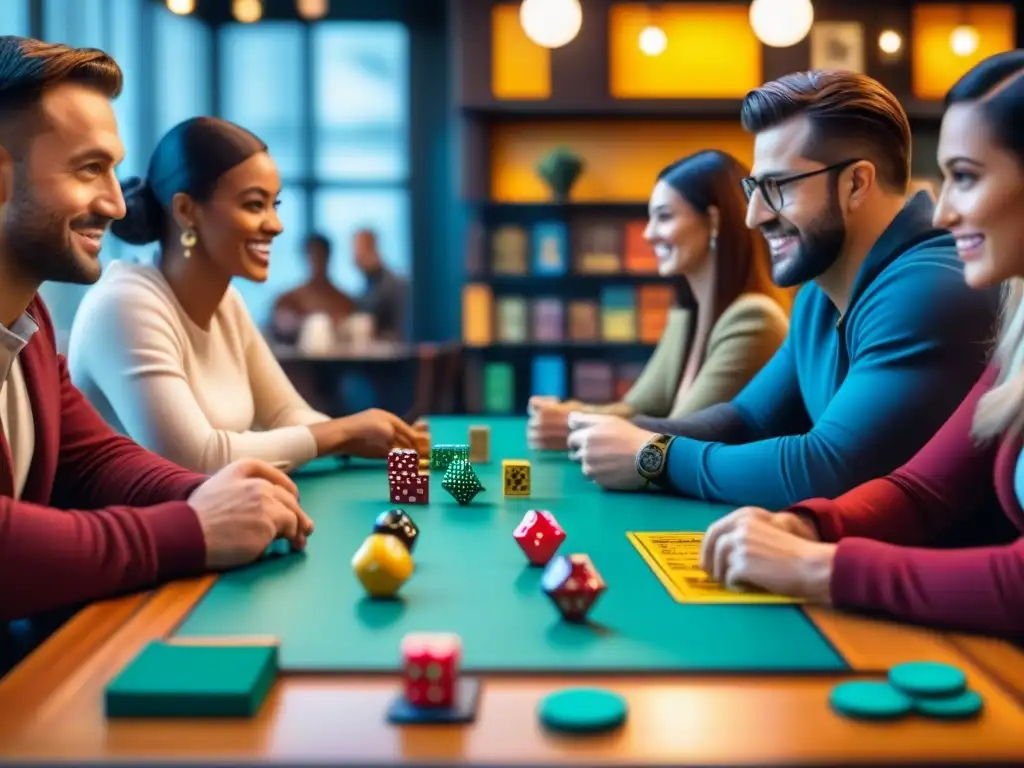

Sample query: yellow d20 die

[352,533,414,598]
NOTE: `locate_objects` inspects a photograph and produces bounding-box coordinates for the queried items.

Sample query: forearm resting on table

[0,498,206,621]
[632,403,754,444]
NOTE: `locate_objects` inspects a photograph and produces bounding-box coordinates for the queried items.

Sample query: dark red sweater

[788,365,1024,637]
[0,296,208,622]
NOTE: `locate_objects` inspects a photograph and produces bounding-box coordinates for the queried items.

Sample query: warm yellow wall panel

[491,3,551,100]
[609,4,762,99]
[490,121,754,202]
[912,4,1015,100]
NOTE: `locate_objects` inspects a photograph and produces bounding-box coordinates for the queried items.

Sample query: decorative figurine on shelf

[537,146,584,202]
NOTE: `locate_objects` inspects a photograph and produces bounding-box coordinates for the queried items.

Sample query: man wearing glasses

[568,70,1000,509]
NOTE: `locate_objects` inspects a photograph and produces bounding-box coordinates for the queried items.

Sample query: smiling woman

[65,116,425,475]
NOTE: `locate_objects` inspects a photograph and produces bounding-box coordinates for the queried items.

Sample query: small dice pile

[353,501,606,625]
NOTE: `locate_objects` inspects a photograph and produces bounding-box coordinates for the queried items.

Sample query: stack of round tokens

[829,661,983,722]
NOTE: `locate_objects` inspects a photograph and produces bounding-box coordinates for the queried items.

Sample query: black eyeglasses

[741,159,862,212]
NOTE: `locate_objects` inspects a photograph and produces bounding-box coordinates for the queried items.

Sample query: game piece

[441,458,484,504]
[388,448,419,478]
[430,443,469,471]
[537,687,628,733]
[502,459,531,496]
[513,509,566,566]
[401,632,461,708]
[913,689,984,719]
[351,533,415,598]
[386,678,482,724]
[390,472,429,504]
[373,509,419,553]
[105,640,278,718]
[469,425,490,463]
[888,661,967,698]
[828,680,913,721]
[541,553,606,622]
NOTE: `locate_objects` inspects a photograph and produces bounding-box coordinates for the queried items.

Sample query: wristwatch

[636,433,676,487]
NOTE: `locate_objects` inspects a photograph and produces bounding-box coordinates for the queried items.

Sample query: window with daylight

[0,0,29,36]
[218,19,411,329]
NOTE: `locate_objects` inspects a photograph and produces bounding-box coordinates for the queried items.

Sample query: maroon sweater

[0,296,208,622]
[788,365,1024,637]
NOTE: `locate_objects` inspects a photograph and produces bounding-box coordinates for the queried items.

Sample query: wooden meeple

[468,425,490,463]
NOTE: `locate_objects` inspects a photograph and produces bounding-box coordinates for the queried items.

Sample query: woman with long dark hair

[529,149,793,449]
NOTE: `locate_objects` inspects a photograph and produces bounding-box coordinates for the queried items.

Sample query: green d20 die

[431,444,470,472]
[441,458,484,505]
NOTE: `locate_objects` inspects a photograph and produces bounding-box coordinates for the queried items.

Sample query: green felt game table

[172,416,846,674]
[2,416,1024,766]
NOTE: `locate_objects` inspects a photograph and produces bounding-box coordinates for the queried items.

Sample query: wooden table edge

[3,576,1024,764]
[0,591,152,720]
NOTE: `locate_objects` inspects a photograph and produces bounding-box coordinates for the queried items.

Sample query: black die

[373,508,419,553]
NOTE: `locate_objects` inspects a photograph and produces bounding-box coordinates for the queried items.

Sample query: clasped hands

[700,507,837,602]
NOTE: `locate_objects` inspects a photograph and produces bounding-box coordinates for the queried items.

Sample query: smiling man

[569,70,1001,509]
[0,36,316,674]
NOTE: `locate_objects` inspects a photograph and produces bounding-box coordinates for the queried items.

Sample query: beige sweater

[68,261,329,474]
[623,293,789,419]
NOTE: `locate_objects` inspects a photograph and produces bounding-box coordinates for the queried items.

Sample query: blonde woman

[700,51,1024,637]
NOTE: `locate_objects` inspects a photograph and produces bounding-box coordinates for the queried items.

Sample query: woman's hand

[527,397,583,450]
[699,506,835,602]
[311,409,421,458]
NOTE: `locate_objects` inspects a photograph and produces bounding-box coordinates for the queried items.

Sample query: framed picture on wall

[810,22,865,73]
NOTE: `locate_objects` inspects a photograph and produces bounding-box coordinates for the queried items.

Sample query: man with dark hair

[0,36,312,670]
[568,70,1001,510]
[271,233,355,341]
[352,228,407,341]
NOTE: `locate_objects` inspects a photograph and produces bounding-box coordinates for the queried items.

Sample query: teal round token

[829,681,913,720]
[889,661,966,698]
[914,689,984,719]
[538,687,628,733]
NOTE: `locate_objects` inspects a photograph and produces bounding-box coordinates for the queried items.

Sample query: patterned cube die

[430,444,469,472]
[401,632,461,708]
[390,473,429,504]
[502,459,531,496]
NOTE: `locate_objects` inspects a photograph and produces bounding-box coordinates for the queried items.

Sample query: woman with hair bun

[68,116,423,474]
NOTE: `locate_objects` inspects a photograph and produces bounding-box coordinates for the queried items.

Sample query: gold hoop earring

[180,228,197,259]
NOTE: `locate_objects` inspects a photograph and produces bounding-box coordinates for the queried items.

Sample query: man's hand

[565,413,652,490]
[188,459,314,570]
[699,507,833,602]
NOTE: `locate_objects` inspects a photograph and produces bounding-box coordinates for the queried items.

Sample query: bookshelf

[452,0,1014,415]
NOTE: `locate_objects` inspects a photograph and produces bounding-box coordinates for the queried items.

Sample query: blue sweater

[660,192,1001,509]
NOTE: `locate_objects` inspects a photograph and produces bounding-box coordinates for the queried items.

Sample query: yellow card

[627,531,803,604]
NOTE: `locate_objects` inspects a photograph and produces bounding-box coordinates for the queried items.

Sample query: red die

[390,474,429,504]
[388,449,419,476]
[541,553,606,622]
[513,509,565,566]
[401,632,461,707]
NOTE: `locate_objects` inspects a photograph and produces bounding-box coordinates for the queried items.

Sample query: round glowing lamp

[519,0,583,49]
[166,0,195,13]
[749,0,814,48]
[639,25,667,56]
[878,30,902,55]
[950,25,979,57]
